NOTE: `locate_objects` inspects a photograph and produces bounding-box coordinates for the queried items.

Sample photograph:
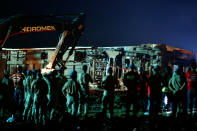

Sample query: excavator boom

[0,13,85,70]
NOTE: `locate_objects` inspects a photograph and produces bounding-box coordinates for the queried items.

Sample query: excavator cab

[0,13,85,71]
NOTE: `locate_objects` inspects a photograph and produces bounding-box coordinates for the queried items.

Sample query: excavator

[0,13,85,72]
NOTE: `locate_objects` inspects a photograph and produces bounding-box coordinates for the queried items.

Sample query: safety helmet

[32,69,36,74]
[58,67,65,73]
[154,65,159,70]
[70,70,77,79]
[129,63,135,69]
[26,70,32,75]
[4,71,10,78]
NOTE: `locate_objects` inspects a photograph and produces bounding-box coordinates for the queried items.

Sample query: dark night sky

[1,0,197,56]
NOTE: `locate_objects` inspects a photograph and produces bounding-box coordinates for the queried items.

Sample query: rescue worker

[148,65,163,118]
[45,69,59,120]
[23,70,32,101]
[1,71,15,120]
[101,67,119,119]
[23,69,36,120]
[78,65,93,119]
[169,65,187,118]
[137,66,148,112]
[49,67,67,120]
[123,63,139,118]
[186,62,197,118]
[32,70,48,125]
[11,65,25,120]
[62,70,81,117]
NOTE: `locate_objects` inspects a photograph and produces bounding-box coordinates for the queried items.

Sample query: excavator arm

[0,13,85,69]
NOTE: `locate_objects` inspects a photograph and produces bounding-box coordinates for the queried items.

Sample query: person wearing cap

[23,70,32,101]
[31,71,48,125]
[186,62,197,118]
[168,65,187,118]
[123,63,139,118]
[10,66,25,121]
[148,65,163,118]
[62,70,81,117]
[101,67,119,119]
[78,65,93,119]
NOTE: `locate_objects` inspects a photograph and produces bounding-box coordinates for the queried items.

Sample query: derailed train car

[0,44,196,84]
[115,44,196,73]
[95,44,196,80]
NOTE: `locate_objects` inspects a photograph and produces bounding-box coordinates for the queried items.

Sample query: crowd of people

[0,62,197,126]
[122,62,197,120]
[0,65,93,125]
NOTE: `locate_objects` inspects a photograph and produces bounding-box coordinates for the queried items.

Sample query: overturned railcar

[0,44,196,83]
[118,44,196,73]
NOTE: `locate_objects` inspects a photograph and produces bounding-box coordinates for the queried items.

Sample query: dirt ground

[1,92,197,131]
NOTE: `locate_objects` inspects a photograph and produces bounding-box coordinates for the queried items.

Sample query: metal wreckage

[0,45,196,88]
[0,13,196,91]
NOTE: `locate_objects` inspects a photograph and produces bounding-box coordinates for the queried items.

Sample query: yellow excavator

[0,13,85,71]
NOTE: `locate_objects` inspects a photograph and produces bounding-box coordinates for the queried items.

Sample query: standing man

[123,63,139,118]
[62,70,81,117]
[49,67,67,120]
[169,65,187,118]
[137,66,148,113]
[78,65,93,119]
[46,70,58,120]
[1,71,15,120]
[32,70,48,125]
[23,70,36,120]
[186,62,197,118]
[148,65,163,118]
[101,67,119,119]
[11,66,25,120]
